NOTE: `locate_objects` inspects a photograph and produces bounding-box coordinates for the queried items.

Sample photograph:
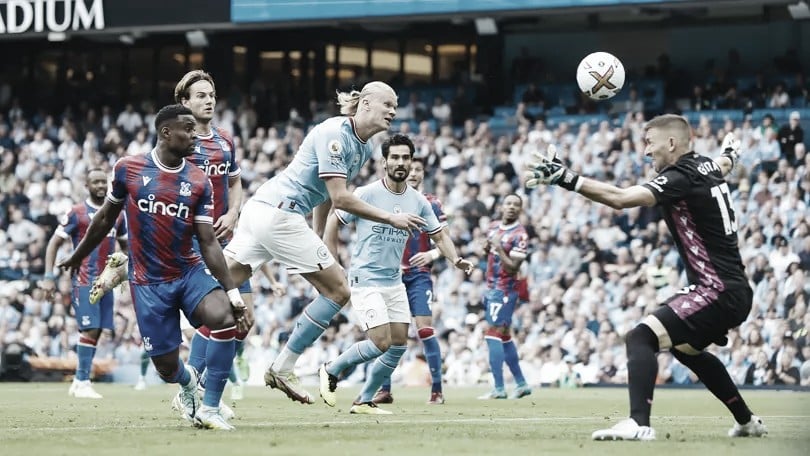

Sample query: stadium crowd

[0,66,809,391]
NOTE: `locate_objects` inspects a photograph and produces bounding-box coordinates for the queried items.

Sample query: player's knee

[369,334,392,353]
[328,281,351,305]
[626,325,659,353]
[153,360,179,381]
[202,304,236,331]
[81,328,102,341]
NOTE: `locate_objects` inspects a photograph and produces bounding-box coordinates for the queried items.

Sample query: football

[576,51,625,100]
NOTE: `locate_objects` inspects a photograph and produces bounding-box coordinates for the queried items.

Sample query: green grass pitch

[1,383,808,456]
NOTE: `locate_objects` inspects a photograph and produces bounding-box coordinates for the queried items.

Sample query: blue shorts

[72,285,114,331]
[192,237,251,294]
[484,288,519,327]
[130,263,221,356]
[403,272,434,317]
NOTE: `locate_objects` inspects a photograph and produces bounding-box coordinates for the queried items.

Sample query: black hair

[154,104,193,131]
[504,193,524,207]
[381,133,415,159]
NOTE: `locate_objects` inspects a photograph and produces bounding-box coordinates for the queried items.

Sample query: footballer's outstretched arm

[429,228,475,274]
[576,180,657,210]
[324,177,425,230]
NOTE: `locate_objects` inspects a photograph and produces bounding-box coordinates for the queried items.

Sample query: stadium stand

[0,54,808,390]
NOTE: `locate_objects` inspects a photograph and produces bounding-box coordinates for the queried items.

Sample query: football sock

[418,327,443,393]
[274,295,341,372]
[140,350,150,377]
[75,334,98,382]
[326,339,384,377]
[203,326,237,408]
[671,349,753,424]
[187,327,210,375]
[358,345,407,403]
[502,339,526,386]
[228,339,245,384]
[626,325,659,427]
[235,338,245,357]
[485,334,505,390]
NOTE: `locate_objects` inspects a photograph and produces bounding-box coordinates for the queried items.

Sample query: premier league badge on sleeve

[328,139,343,166]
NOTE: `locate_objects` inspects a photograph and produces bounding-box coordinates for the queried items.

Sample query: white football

[576,51,625,100]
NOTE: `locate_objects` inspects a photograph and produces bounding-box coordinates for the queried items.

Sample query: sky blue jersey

[336,179,443,288]
[252,116,373,216]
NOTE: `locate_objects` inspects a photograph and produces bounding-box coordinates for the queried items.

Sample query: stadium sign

[0,0,104,34]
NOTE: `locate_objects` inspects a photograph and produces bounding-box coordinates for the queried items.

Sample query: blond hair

[336,81,396,116]
[174,70,215,103]
[644,114,691,137]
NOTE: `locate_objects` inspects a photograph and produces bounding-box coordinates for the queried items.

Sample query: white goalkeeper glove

[720,132,741,169]
[524,144,581,191]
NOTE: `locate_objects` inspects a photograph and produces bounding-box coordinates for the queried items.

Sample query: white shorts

[351,283,410,330]
[224,199,336,274]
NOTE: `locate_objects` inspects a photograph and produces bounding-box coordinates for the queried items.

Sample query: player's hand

[452,257,475,275]
[524,144,580,191]
[213,211,239,240]
[720,132,741,168]
[388,213,426,230]
[270,282,286,297]
[40,276,57,300]
[481,238,492,255]
[409,252,435,268]
[56,254,82,276]
[227,289,253,333]
[231,301,253,334]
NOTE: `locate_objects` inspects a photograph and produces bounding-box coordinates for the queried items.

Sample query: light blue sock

[421,333,443,393]
[326,340,384,377]
[358,345,407,403]
[287,295,342,354]
[187,330,209,374]
[75,335,97,381]
[203,327,236,408]
[485,336,505,390]
[503,340,526,386]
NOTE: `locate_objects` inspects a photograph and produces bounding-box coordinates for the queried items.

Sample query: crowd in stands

[1,59,809,390]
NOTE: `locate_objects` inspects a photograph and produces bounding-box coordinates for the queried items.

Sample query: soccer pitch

[1,384,807,456]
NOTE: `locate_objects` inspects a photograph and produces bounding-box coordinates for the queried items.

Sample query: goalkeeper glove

[524,144,581,191]
[720,132,741,169]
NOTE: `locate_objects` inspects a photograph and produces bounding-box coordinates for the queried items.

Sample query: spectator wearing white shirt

[115,103,143,138]
[431,96,451,124]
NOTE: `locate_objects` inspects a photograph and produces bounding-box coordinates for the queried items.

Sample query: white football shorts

[350,283,410,330]
[224,199,336,274]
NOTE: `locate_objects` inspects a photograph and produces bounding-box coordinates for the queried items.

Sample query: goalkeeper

[524,114,767,441]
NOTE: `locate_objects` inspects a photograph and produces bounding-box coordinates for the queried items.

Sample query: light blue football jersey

[336,179,442,287]
[252,116,373,216]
